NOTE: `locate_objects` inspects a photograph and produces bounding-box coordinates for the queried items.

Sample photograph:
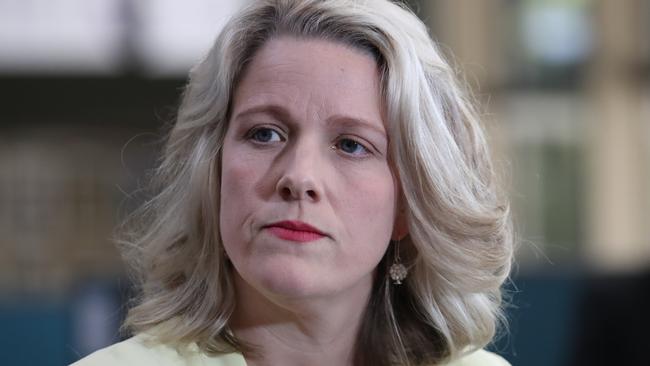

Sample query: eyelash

[245,126,374,158]
[246,126,285,144]
[333,137,371,157]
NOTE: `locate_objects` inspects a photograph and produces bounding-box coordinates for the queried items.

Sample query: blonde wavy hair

[121,0,514,365]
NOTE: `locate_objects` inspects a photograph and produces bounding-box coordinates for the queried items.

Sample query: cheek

[219,143,262,245]
[347,166,396,223]
[221,160,253,200]
[338,166,397,257]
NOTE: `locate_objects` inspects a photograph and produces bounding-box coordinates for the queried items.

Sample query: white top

[71,334,511,366]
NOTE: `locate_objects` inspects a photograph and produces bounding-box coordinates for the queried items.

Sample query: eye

[248,127,283,143]
[335,138,370,156]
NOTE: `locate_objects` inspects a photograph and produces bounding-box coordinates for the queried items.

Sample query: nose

[275,142,323,202]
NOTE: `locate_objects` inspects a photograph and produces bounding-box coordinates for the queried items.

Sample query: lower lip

[266,226,325,243]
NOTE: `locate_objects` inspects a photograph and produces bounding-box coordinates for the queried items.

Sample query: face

[220,37,405,301]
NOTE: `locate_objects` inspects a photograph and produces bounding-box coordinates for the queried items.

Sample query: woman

[74,0,513,365]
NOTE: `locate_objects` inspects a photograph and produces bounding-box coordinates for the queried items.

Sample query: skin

[220,37,407,366]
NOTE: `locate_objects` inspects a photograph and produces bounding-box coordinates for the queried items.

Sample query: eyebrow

[233,104,386,138]
[232,104,293,125]
[326,114,387,138]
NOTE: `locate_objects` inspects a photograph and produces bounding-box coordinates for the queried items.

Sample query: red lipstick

[264,220,326,243]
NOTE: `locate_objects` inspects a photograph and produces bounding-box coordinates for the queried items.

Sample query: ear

[391,206,409,241]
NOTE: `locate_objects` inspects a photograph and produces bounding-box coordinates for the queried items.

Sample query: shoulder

[69,335,246,366]
[444,349,511,366]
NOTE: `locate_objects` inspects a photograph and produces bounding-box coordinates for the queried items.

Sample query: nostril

[281,187,293,199]
[276,175,319,201]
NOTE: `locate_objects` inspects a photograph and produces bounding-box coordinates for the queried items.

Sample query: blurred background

[0,0,648,365]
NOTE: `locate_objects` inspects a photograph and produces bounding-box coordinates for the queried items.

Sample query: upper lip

[264,220,327,236]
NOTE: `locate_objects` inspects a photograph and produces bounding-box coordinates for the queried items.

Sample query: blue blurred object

[0,299,68,366]
[0,279,126,366]
[491,271,581,366]
[68,280,125,360]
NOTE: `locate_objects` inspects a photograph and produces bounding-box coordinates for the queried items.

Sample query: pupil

[255,129,272,142]
[341,139,358,153]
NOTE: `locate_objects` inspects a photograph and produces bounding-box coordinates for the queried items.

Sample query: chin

[248,258,337,300]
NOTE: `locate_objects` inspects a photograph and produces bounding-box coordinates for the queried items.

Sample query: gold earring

[389,240,408,285]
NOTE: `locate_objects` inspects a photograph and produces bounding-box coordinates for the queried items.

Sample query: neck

[230,272,373,366]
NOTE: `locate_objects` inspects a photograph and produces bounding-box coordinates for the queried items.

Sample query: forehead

[232,37,384,128]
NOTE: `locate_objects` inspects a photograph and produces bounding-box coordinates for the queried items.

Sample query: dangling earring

[389,240,408,285]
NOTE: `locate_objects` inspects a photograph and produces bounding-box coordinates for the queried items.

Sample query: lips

[263,220,327,243]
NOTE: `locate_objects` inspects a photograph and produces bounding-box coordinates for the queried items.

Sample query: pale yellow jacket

[71,334,510,366]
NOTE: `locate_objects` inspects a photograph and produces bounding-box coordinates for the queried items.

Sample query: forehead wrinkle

[250,64,314,86]
[232,38,384,134]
